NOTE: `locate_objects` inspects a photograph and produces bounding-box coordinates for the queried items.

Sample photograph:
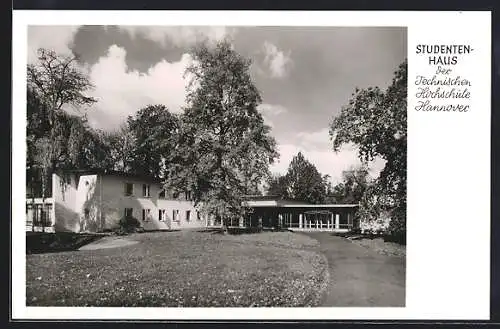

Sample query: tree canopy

[27,48,100,197]
[329,60,407,234]
[127,104,180,178]
[99,124,136,173]
[329,166,371,204]
[266,152,327,204]
[164,40,278,224]
[283,152,326,204]
[27,48,96,128]
[266,173,289,199]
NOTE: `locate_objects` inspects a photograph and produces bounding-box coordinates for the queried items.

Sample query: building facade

[242,196,359,232]
[25,170,360,233]
[26,170,206,233]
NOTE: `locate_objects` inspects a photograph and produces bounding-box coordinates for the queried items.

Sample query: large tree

[99,124,136,173]
[27,48,97,196]
[330,166,371,204]
[127,104,180,178]
[27,48,96,129]
[283,152,326,204]
[165,40,278,228]
[329,60,407,235]
[266,173,289,199]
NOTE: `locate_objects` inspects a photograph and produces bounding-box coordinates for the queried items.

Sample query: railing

[26,199,54,230]
[285,221,354,230]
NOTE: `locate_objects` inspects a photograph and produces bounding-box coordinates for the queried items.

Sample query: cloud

[86,45,192,131]
[262,41,293,78]
[117,26,236,47]
[27,26,80,63]
[271,128,386,185]
[257,103,288,127]
[296,128,332,151]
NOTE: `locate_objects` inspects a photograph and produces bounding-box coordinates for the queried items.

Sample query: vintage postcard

[11,10,491,320]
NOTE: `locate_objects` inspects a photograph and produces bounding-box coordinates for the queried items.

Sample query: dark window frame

[142,208,151,222]
[124,208,133,217]
[124,183,134,196]
[142,184,151,198]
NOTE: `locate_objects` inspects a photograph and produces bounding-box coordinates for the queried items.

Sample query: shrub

[117,215,142,234]
[384,230,406,245]
[360,214,390,235]
[384,209,406,245]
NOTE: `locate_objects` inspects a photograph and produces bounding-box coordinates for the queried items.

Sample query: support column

[51,200,56,231]
[299,213,303,229]
[335,214,340,230]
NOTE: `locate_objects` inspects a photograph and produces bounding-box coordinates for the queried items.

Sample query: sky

[27,25,407,185]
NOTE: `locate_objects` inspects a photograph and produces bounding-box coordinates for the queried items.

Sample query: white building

[26,170,206,233]
[26,170,359,234]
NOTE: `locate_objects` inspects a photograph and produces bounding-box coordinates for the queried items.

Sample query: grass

[26,232,104,254]
[352,237,406,258]
[333,231,406,258]
[26,231,328,307]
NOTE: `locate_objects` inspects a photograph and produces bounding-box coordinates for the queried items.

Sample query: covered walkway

[241,196,359,232]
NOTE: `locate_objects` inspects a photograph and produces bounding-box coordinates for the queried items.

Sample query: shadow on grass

[198,227,292,235]
[331,231,406,245]
[138,229,181,233]
[26,232,104,254]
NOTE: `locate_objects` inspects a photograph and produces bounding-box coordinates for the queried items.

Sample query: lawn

[334,232,406,258]
[26,231,328,307]
[352,237,406,258]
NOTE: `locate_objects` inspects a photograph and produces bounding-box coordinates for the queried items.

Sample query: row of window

[124,208,202,222]
[124,183,192,200]
[124,183,150,197]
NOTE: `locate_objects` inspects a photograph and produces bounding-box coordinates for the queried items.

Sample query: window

[84,208,90,219]
[158,209,165,221]
[172,192,179,199]
[30,204,53,227]
[172,209,179,221]
[142,209,151,222]
[197,211,202,221]
[159,189,166,199]
[124,183,134,196]
[185,210,191,221]
[124,208,133,217]
[142,184,151,197]
[185,191,192,201]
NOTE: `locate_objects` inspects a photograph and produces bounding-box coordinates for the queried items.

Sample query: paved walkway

[78,236,139,251]
[301,232,405,307]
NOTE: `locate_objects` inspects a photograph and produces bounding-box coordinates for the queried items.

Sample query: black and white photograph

[23,25,407,308]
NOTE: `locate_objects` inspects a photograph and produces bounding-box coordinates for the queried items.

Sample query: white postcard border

[12,10,492,320]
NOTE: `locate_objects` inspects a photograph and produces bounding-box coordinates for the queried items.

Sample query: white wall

[157,199,206,230]
[50,172,208,232]
[52,173,79,232]
[100,175,206,231]
[75,174,100,232]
